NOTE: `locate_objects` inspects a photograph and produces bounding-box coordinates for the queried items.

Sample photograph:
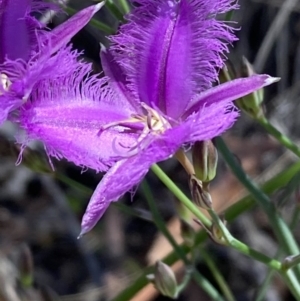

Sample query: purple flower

[0,0,104,123]
[18,0,279,234]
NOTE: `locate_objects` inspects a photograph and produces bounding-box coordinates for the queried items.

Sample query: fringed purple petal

[25,0,60,54]
[81,100,237,234]
[100,45,141,114]
[18,64,137,171]
[40,3,104,57]
[183,102,239,143]
[80,158,146,235]
[184,75,280,118]
[1,46,82,104]
[0,0,31,62]
[80,122,199,234]
[79,88,244,233]
[79,76,246,233]
[110,0,237,118]
[0,0,58,62]
[0,94,22,124]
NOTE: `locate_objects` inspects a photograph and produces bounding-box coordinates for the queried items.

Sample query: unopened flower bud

[148,261,178,298]
[282,254,300,271]
[192,140,218,183]
[236,57,264,119]
[189,174,212,209]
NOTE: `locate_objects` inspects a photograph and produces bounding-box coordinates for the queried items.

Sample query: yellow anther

[101,103,171,157]
[99,103,170,136]
[140,103,170,134]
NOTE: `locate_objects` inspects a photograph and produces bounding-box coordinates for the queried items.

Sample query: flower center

[99,103,171,158]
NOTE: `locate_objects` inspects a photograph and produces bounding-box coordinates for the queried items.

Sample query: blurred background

[1,0,300,300]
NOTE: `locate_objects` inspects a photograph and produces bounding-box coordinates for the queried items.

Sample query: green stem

[150,164,211,227]
[151,164,283,270]
[106,0,125,21]
[225,10,234,22]
[112,160,300,301]
[257,116,300,158]
[215,136,300,293]
[255,207,300,301]
[118,0,130,14]
[282,272,300,301]
[142,180,225,301]
[176,269,192,296]
[215,138,300,261]
[201,249,236,301]
[151,162,300,298]
[223,215,300,300]
[225,161,300,221]
[64,6,115,34]
[254,268,276,301]
[208,209,282,271]
[192,272,225,301]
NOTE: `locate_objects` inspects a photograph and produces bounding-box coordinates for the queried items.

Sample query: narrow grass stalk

[254,267,276,301]
[214,137,300,256]
[254,207,300,301]
[208,209,300,300]
[257,116,300,158]
[215,137,300,280]
[201,249,236,301]
[106,0,125,21]
[118,0,130,14]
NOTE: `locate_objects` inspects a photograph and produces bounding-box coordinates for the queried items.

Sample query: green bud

[235,57,265,119]
[282,254,300,271]
[188,175,212,209]
[192,140,218,183]
[149,261,178,298]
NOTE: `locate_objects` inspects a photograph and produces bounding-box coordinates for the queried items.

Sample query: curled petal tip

[265,76,281,85]
[80,220,97,236]
[94,1,105,13]
[44,2,105,55]
[100,43,107,52]
[77,231,86,239]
